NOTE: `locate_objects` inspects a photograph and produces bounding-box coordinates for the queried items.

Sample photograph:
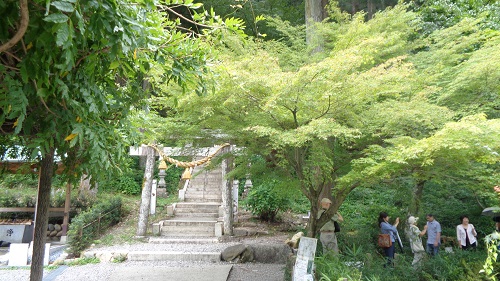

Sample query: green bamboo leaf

[51,1,74,13]
[44,13,69,23]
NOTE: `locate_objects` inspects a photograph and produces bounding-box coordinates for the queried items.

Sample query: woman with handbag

[378,212,399,267]
[406,216,426,268]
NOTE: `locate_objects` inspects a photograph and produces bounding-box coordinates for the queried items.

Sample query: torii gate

[129,143,238,235]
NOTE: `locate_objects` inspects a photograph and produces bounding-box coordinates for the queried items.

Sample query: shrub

[67,197,122,256]
[244,179,291,222]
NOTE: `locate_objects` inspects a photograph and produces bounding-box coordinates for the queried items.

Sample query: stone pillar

[137,145,155,236]
[221,146,233,236]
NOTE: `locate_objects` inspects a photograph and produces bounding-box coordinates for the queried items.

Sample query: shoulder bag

[378,234,392,248]
[334,221,340,232]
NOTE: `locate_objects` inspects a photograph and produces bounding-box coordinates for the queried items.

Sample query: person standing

[378,212,399,267]
[406,216,426,267]
[425,213,441,256]
[318,198,343,255]
[456,215,477,250]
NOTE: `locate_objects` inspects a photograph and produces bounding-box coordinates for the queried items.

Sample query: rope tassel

[181,168,191,180]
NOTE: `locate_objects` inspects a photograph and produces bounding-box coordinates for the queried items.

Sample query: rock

[247,243,292,264]
[54,224,62,231]
[82,251,96,259]
[50,230,58,237]
[48,224,55,231]
[95,251,113,262]
[56,230,63,237]
[285,232,304,249]
[221,244,254,263]
[221,244,247,262]
[240,247,254,263]
[233,228,248,237]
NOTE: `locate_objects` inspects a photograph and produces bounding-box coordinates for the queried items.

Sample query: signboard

[293,237,317,281]
[0,225,30,243]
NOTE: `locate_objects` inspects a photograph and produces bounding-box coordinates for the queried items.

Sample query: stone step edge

[82,250,222,263]
[149,237,219,244]
[129,251,221,262]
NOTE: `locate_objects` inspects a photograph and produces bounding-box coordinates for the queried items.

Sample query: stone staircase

[156,165,224,238]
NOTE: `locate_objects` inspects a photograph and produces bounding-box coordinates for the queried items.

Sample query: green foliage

[481,232,500,280]
[0,185,95,219]
[201,0,305,38]
[65,257,100,266]
[163,164,185,195]
[99,158,142,195]
[414,0,500,34]
[0,174,38,189]
[67,197,122,256]
[245,179,291,222]
[316,246,487,281]
[315,255,362,281]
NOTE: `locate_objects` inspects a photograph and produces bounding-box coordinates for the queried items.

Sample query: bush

[244,179,291,222]
[67,196,122,256]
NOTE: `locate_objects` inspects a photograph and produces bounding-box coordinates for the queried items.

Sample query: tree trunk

[351,0,359,14]
[30,148,55,281]
[222,146,233,235]
[306,201,320,238]
[305,0,328,52]
[136,145,155,236]
[411,180,426,215]
[367,0,374,19]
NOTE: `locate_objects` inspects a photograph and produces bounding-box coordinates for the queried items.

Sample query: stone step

[160,219,218,236]
[160,228,215,237]
[148,237,219,244]
[191,173,222,181]
[184,198,222,203]
[185,190,221,195]
[175,207,219,214]
[184,194,222,201]
[162,218,217,225]
[175,202,220,212]
[128,251,221,262]
[174,212,219,219]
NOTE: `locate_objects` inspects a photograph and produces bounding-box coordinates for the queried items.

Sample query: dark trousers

[383,243,395,267]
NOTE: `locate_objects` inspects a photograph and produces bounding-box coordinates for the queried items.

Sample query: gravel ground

[0,234,289,281]
[0,262,285,281]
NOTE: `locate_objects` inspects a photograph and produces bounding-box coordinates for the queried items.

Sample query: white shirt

[456,224,477,246]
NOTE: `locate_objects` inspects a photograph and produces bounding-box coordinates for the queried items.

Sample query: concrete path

[108,265,232,281]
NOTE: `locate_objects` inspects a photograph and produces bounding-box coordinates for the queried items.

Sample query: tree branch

[0,0,29,53]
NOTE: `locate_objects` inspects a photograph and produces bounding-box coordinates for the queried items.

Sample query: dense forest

[1,0,500,280]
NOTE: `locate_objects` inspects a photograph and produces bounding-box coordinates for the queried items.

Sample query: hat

[408,216,418,224]
[321,198,332,204]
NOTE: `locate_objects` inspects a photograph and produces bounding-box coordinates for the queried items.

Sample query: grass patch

[91,193,178,246]
[66,257,100,266]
